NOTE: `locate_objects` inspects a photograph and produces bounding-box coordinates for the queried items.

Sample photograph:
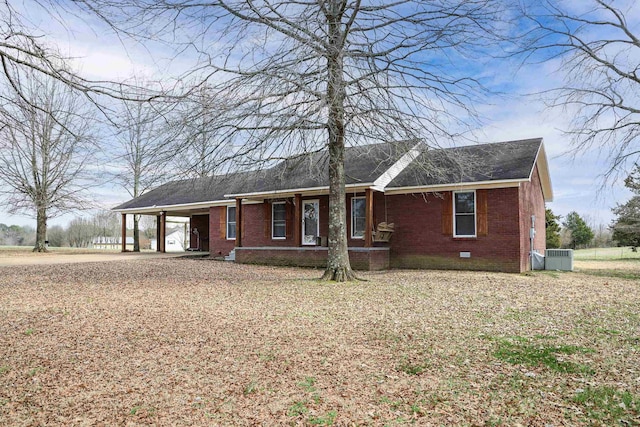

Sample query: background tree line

[0,211,144,248]
[551,165,640,251]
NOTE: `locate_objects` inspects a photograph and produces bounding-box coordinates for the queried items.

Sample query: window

[454,191,476,237]
[351,196,366,239]
[227,206,236,239]
[272,202,286,239]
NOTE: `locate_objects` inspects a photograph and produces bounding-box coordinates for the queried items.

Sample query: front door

[302,200,319,245]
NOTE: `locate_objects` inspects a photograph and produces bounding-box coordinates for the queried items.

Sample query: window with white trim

[454,191,476,237]
[272,202,286,239]
[351,196,366,239]
[227,206,236,240]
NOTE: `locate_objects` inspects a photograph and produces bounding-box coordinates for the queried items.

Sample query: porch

[234,246,390,271]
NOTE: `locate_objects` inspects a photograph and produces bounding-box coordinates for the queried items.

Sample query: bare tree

[0,71,96,251]
[172,87,230,178]
[0,1,160,108]
[66,217,95,248]
[92,210,121,242]
[139,215,157,240]
[80,0,508,280]
[112,90,174,251]
[521,0,640,177]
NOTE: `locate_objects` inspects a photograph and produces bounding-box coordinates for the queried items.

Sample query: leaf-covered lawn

[1,259,638,426]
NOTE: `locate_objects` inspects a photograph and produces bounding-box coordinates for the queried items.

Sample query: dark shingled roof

[113,171,257,210]
[229,140,415,195]
[114,138,543,210]
[387,138,542,188]
[114,141,414,209]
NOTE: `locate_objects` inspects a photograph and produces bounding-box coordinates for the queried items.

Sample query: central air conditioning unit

[545,249,574,271]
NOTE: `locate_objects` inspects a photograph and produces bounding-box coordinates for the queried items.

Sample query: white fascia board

[371,143,422,192]
[225,183,374,199]
[532,142,554,202]
[113,199,234,214]
[384,179,523,195]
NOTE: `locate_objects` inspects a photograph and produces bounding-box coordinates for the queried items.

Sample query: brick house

[113,138,552,272]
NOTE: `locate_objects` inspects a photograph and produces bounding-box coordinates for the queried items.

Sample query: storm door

[302,200,319,245]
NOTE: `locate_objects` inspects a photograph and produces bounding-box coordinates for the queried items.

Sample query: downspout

[530,215,536,270]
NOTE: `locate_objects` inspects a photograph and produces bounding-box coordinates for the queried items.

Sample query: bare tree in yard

[172,87,229,178]
[521,0,640,177]
[113,93,173,251]
[0,72,96,252]
[79,0,507,280]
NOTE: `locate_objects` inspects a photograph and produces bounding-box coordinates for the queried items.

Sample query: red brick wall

[518,165,547,271]
[207,196,331,257]
[235,247,389,271]
[206,175,547,272]
[208,206,236,258]
[241,196,330,247]
[189,214,209,251]
[346,191,389,247]
[385,189,523,272]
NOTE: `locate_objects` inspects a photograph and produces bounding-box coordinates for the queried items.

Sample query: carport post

[365,188,373,248]
[235,198,242,247]
[156,215,161,252]
[121,213,127,252]
[294,193,302,246]
[159,212,166,253]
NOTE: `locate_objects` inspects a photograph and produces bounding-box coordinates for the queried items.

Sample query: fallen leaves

[0,259,639,425]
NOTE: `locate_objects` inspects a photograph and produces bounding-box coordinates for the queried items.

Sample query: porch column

[159,211,166,253]
[156,215,161,252]
[294,193,302,246]
[235,198,243,247]
[365,188,374,247]
[121,213,127,252]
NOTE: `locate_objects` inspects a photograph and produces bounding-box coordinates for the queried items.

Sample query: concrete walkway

[0,251,209,267]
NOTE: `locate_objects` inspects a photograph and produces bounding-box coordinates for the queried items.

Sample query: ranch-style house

[113,138,552,273]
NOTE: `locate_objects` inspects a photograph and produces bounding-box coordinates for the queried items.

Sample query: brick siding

[518,165,547,271]
[384,189,523,272]
[235,247,389,271]
[205,169,547,272]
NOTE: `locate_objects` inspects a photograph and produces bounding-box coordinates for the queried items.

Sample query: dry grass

[1,259,639,426]
[0,246,121,257]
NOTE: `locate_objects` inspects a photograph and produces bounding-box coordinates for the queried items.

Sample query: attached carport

[116,202,211,253]
[112,175,254,253]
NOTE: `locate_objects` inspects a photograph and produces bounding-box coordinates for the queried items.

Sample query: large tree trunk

[321,3,356,282]
[33,206,48,252]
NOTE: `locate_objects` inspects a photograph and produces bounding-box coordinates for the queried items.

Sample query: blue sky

[0,0,636,230]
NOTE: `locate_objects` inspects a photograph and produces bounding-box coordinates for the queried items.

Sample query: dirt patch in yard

[0,249,193,266]
[1,260,639,425]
